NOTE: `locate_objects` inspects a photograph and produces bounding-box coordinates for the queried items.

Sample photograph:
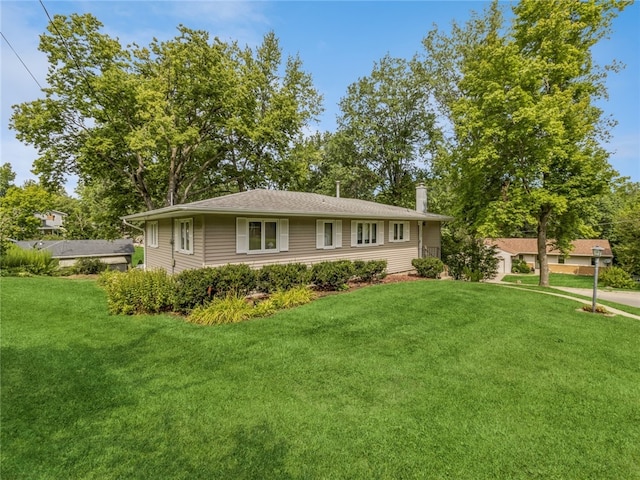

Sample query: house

[122,185,452,275]
[15,239,135,272]
[34,210,67,235]
[486,238,613,275]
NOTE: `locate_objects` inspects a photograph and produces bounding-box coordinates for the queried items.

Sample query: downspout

[122,219,145,269]
[418,221,423,258]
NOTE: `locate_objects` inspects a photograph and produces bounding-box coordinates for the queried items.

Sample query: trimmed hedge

[173,264,256,313]
[352,260,387,283]
[101,259,393,316]
[257,263,310,293]
[310,260,354,290]
[412,257,444,278]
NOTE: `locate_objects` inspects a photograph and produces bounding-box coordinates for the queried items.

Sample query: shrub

[269,286,315,309]
[188,296,254,325]
[0,245,58,276]
[173,264,257,314]
[445,237,499,282]
[353,260,387,283]
[511,258,531,274]
[215,264,257,297]
[99,268,175,315]
[411,257,444,278]
[72,257,107,275]
[599,266,636,289]
[251,298,278,318]
[310,260,354,290]
[582,304,610,314]
[173,267,221,314]
[257,263,310,293]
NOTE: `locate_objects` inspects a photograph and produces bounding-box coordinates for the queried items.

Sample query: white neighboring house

[34,210,67,235]
[486,238,613,275]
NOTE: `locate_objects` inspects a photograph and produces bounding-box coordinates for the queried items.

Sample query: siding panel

[147,215,427,274]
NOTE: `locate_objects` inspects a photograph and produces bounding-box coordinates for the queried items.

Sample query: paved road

[553,287,640,308]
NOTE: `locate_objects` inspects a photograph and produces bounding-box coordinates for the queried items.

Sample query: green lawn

[2,277,639,479]
[503,272,596,288]
[132,246,144,267]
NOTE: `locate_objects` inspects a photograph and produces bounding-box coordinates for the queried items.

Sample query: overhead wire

[0,31,44,90]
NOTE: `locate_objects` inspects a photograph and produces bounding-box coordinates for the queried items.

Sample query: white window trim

[316,219,342,250]
[236,217,289,254]
[389,221,410,243]
[174,218,194,255]
[350,220,384,247]
[147,221,159,248]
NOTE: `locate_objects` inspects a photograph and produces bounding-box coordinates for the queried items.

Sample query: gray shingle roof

[15,239,134,258]
[123,189,453,221]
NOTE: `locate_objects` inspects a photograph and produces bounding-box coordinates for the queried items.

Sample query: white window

[351,220,384,247]
[316,220,342,249]
[147,221,159,248]
[236,218,289,254]
[174,218,193,254]
[389,221,410,242]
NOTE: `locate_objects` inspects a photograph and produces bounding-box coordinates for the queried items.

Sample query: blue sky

[2,0,638,191]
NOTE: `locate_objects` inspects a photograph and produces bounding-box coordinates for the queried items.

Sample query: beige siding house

[123,186,452,275]
[486,238,613,275]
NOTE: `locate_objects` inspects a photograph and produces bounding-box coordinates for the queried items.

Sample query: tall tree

[10,14,322,212]
[336,55,441,207]
[0,163,16,197]
[0,183,54,242]
[422,0,628,286]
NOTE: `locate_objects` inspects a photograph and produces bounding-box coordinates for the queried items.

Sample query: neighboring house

[486,238,613,275]
[34,210,67,235]
[15,239,135,272]
[122,185,452,275]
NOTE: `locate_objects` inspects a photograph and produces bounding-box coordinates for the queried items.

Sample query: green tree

[0,183,54,243]
[0,163,16,197]
[611,184,640,275]
[422,0,628,286]
[11,14,321,211]
[336,55,441,207]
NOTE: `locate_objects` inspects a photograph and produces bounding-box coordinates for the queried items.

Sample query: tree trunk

[537,206,551,287]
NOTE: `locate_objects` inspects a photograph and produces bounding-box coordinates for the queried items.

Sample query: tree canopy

[11,14,322,212]
[421,0,629,285]
[334,55,441,207]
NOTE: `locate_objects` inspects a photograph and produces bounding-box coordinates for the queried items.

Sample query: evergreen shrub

[257,263,310,293]
[411,257,444,278]
[511,258,532,274]
[310,260,354,290]
[73,257,107,275]
[173,267,221,314]
[353,260,387,283]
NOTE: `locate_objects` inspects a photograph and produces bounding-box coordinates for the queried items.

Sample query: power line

[0,31,44,90]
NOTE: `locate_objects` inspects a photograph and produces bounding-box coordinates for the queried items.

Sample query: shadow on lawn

[0,327,171,476]
[219,422,292,479]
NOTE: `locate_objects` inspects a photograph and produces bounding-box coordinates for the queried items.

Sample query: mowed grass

[503,273,596,288]
[2,277,639,479]
[503,272,640,291]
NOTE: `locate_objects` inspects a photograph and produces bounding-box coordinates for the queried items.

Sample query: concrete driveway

[553,287,640,308]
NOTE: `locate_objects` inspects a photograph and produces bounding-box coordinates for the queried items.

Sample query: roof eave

[123,207,453,222]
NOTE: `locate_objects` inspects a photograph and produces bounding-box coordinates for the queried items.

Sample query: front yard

[2,277,639,479]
